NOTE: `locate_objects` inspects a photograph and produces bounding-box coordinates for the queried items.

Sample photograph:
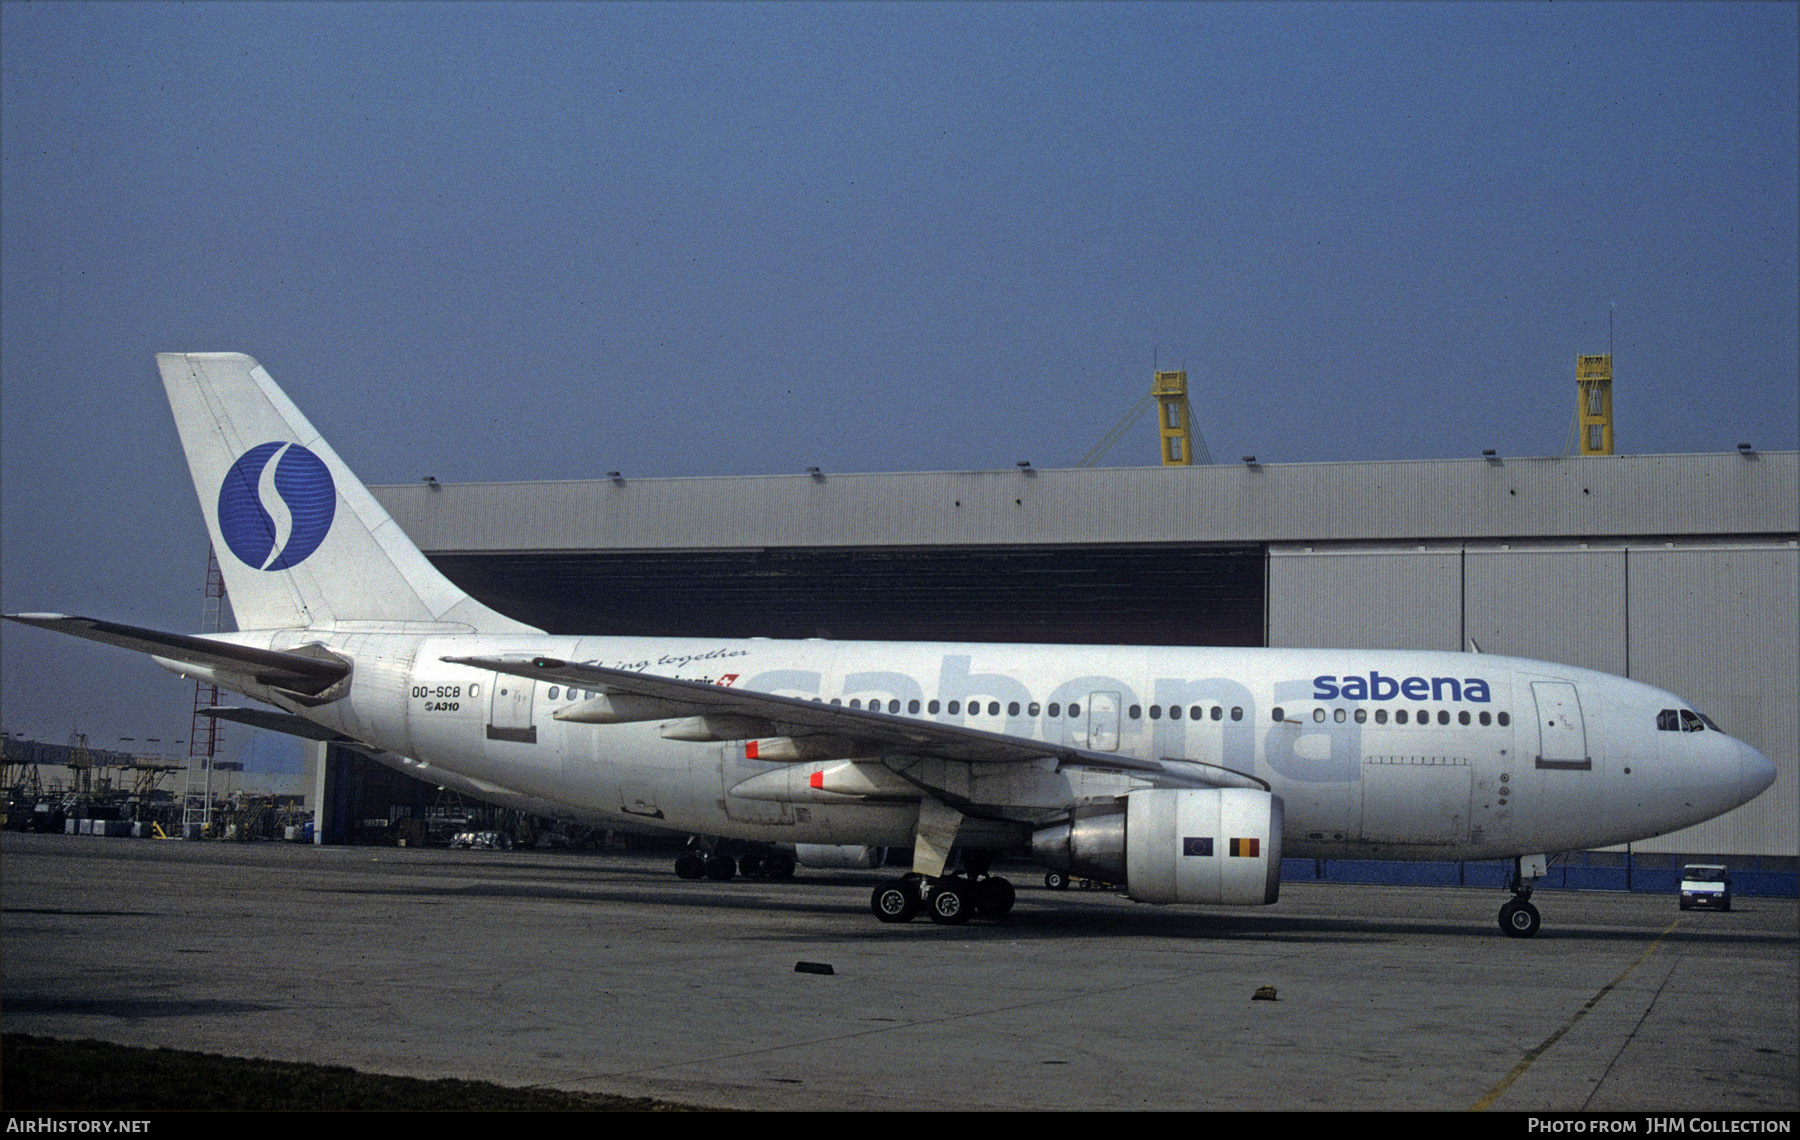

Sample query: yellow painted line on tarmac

[1469,915,1683,1111]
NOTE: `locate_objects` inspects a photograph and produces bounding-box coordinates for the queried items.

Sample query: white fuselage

[198,630,1767,861]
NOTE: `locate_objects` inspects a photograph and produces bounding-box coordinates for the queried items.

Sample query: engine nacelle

[793,844,887,869]
[1032,788,1283,906]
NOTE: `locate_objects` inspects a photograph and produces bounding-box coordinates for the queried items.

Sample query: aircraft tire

[925,880,972,925]
[674,853,705,879]
[738,850,766,877]
[871,879,919,923]
[763,851,796,880]
[1499,900,1541,938]
[975,877,1016,916]
[1044,870,1069,891]
[704,855,737,881]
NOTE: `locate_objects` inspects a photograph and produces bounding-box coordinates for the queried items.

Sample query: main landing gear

[1498,853,1547,938]
[672,840,796,882]
[870,873,1016,925]
[871,842,1015,925]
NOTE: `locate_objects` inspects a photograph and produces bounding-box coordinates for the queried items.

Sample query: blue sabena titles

[217,442,336,570]
[1311,672,1492,703]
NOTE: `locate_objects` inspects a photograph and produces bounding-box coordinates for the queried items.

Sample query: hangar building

[351,448,1797,866]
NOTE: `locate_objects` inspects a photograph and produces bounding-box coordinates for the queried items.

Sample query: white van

[1678,864,1732,911]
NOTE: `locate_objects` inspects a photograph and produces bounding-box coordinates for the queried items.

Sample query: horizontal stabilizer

[5,614,349,692]
[200,706,359,744]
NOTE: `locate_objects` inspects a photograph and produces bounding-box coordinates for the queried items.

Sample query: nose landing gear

[1498,853,1548,938]
[1498,896,1541,937]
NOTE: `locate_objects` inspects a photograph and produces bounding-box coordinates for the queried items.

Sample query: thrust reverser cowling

[1032,788,1283,906]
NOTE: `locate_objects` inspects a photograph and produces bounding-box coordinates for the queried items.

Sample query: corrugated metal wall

[1267,547,1465,650]
[1626,544,1798,856]
[373,452,1797,553]
[1466,547,1629,675]
[1269,540,1797,856]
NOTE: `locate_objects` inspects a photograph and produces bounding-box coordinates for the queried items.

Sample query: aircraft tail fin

[156,352,539,634]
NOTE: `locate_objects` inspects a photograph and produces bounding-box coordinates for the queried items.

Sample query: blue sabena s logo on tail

[217,442,336,570]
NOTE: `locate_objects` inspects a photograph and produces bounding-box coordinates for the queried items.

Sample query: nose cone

[1738,739,1777,806]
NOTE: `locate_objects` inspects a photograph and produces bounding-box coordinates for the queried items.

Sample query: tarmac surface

[2,831,1794,1113]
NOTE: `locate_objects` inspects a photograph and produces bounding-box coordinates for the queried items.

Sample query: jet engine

[1032,788,1283,906]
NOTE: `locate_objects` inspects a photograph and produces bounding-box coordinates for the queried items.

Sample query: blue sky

[3,1,1795,764]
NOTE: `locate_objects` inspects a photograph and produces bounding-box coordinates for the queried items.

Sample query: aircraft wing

[445,653,1261,789]
[6,613,350,692]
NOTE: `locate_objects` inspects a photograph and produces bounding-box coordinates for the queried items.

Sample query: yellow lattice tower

[1576,354,1613,456]
[1153,370,1195,466]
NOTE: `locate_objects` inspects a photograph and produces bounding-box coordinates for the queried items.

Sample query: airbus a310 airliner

[7,354,1777,935]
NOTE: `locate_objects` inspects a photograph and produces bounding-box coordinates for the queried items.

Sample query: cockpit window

[1658,708,1711,732]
